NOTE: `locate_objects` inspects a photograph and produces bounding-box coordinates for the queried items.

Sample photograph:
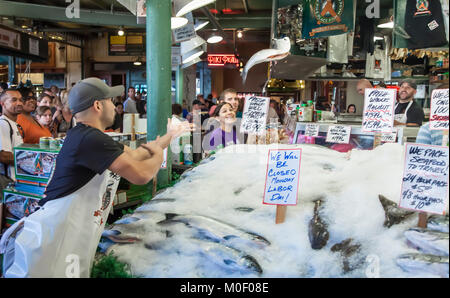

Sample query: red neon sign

[208,54,240,67]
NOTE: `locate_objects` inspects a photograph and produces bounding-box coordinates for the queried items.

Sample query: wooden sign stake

[275,205,287,224]
[418,212,428,228]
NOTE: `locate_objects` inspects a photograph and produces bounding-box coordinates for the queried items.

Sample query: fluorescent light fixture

[171,17,189,29]
[207,34,223,44]
[377,21,394,29]
[194,20,209,31]
[174,0,216,17]
[180,36,206,55]
[374,36,384,41]
[182,48,204,64]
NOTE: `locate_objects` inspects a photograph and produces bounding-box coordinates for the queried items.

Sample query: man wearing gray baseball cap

[1,77,193,278]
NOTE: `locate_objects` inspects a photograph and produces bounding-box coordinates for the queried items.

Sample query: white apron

[394,101,413,125]
[0,170,121,278]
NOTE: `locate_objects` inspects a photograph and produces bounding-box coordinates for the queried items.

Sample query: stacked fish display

[99,144,448,278]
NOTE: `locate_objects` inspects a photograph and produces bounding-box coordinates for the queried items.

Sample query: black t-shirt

[40,123,124,206]
[405,0,447,50]
[106,113,123,131]
[395,101,425,126]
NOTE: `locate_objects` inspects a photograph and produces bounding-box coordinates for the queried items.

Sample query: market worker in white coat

[0,78,192,278]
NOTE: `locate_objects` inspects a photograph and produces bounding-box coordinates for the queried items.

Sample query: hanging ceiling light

[118,26,125,36]
[182,44,206,64]
[194,20,209,31]
[180,36,206,56]
[174,0,216,17]
[237,30,243,39]
[133,57,143,66]
[171,17,189,29]
[207,31,223,44]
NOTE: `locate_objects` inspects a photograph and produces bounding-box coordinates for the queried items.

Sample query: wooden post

[418,212,428,228]
[275,205,287,224]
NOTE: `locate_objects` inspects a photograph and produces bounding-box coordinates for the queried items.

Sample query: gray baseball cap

[69,77,124,114]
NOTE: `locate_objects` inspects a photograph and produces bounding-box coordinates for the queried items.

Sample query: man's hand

[167,118,194,140]
[141,139,163,158]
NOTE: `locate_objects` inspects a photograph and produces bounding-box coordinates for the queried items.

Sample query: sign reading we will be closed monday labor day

[263,149,302,206]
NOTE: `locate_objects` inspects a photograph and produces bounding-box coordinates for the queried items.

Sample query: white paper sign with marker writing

[399,144,449,215]
[241,96,270,136]
[362,88,396,133]
[161,148,168,169]
[305,124,320,137]
[381,129,398,143]
[263,149,302,206]
[430,89,449,131]
[326,125,351,144]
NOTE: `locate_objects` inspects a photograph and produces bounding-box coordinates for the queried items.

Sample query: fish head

[273,37,291,52]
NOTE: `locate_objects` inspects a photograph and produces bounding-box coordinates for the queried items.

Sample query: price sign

[304,124,320,137]
[399,144,449,215]
[362,88,396,133]
[430,89,449,131]
[240,96,270,135]
[326,125,351,144]
[381,129,398,143]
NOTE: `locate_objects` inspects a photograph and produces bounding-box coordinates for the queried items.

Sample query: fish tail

[241,70,247,84]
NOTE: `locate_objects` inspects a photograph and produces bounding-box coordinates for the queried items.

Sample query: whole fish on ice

[396,253,449,278]
[331,238,364,273]
[378,195,415,228]
[241,37,291,84]
[404,228,449,256]
[192,239,263,275]
[158,213,271,247]
[427,215,449,233]
[308,199,329,250]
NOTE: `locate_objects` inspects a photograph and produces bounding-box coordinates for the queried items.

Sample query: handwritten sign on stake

[430,88,449,131]
[362,88,396,133]
[263,149,302,224]
[326,125,351,144]
[399,143,449,217]
[241,96,270,136]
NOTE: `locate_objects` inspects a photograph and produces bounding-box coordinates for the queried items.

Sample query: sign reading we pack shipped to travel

[362,88,396,133]
[399,143,449,215]
[430,89,449,131]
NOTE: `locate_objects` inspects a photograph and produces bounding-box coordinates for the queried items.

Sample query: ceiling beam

[0,0,143,27]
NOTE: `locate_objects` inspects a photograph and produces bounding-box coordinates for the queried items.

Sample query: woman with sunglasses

[17,89,53,144]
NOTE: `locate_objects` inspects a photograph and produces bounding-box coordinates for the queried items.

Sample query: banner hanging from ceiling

[302,0,354,39]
